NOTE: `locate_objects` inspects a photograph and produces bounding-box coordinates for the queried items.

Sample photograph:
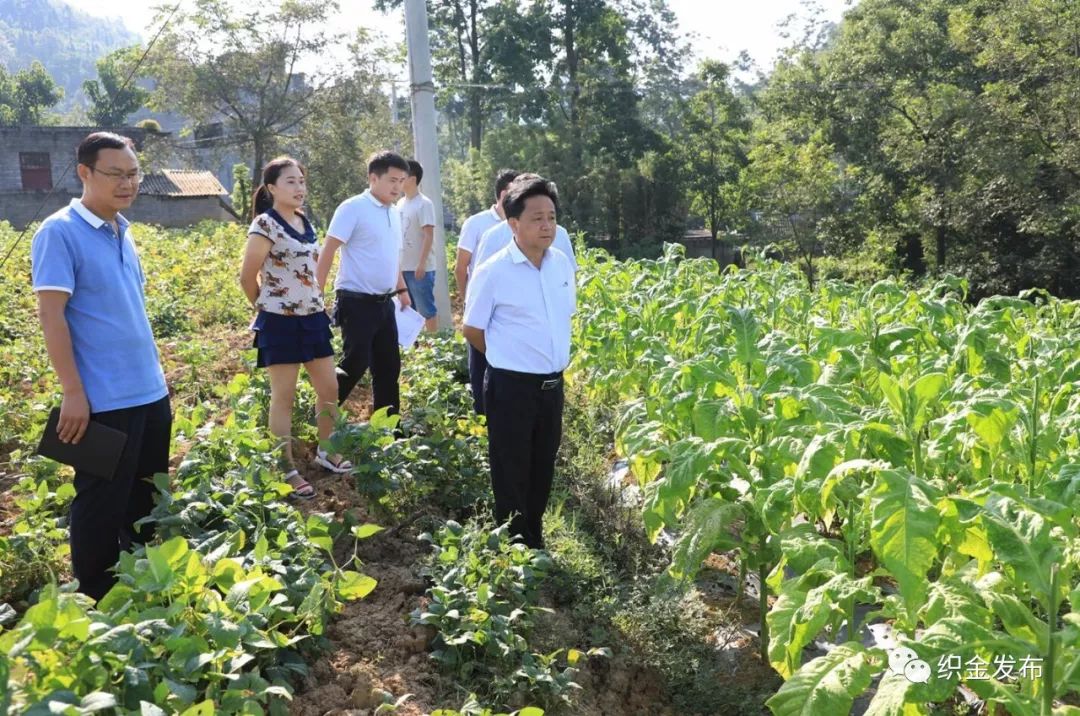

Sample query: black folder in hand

[36,408,128,480]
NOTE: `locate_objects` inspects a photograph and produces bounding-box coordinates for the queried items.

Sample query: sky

[60,0,858,76]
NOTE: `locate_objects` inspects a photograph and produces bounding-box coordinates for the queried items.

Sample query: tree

[681,61,750,257]
[296,30,413,223]
[83,46,150,126]
[0,61,63,125]
[538,0,683,238]
[231,163,252,222]
[144,0,337,175]
[744,122,851,289]
[375,0,550,153]
[751,0,1080,297]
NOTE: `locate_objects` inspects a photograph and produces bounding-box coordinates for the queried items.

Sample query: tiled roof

[140,169,227,197]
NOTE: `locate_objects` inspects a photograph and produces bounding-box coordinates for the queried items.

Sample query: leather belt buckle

[540,378,560,390]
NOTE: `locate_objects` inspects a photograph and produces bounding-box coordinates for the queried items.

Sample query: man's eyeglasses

[88,166,144,185]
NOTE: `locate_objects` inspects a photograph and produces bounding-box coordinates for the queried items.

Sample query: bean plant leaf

[336,571,378,601]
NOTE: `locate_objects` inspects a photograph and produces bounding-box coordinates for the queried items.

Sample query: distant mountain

[0,0,139,114]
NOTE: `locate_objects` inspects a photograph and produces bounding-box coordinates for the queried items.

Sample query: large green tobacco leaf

[668,496,743,581]
[766,524,848,593]
[911,373,948,433]
[652,437,720,525]
[864,470,941,622]
[768,569,877,677]
[1055,621,1080,693]
[766,642,873,716]
[964,678,1041,715]
[878,372,948,434]
[869,469,941,622]
[863,670,925,716]
[982,587,1049,649]
[924,578,990,626]
[965,400,1019,457]
[981,495,1060,599]
[729,307,761,368]
[644,435,750,541]
[793,434,842,519]
[908,616,1029,703]
[878,372,906,420]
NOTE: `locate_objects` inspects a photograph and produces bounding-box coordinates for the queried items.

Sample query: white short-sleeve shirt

[398,192,437,271]
[473,220,577,272]
[327,189,401,294]
[458,206,502,272]
[463,240,576,374]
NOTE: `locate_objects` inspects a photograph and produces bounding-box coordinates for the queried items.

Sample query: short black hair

[502,173,560,220]
[494,169,519,199]
[77,132,135,167]
[406,159,424,184]
[367,150,410,177]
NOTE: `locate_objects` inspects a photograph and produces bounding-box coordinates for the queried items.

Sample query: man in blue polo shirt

[31,131,171,601]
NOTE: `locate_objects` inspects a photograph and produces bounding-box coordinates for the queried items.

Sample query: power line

[0,1,184,271]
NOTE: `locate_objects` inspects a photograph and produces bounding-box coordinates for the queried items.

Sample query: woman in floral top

[239,156,351,498]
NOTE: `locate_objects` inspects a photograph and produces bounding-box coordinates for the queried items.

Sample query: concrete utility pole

[390,81,400,154]
[404,0,452,330]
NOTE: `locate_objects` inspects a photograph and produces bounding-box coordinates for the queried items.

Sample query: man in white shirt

[316,151,411,414]
[471,176,578,271]
[398,159,438,332]
[462,174,576,550]
[455,168,518,414]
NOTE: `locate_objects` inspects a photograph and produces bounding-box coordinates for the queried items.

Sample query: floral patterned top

[249,209,325,316]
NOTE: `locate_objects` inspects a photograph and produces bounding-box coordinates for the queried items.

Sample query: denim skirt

[251,310,333,367]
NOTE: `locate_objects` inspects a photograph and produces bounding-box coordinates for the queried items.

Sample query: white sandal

[315,448,353,474]
[285,469,316,500]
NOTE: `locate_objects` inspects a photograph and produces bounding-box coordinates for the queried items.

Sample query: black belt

[489,367,563,390]
[337,288,406,303]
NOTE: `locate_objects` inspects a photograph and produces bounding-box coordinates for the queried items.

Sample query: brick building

[0,126,235,228]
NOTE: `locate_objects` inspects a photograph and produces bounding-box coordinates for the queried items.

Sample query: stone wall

[127,196,234,227]
[0,192,234,229]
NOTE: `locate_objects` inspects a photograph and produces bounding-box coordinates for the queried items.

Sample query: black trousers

[69,394,172,601]
[336,293,401,414]
[468,344,488,415]
[484,368,564,549]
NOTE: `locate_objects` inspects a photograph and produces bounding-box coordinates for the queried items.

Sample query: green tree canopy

[682,61,750,251]
[0,61,63,126]
[83,46,150,126]
[143,0,338,174]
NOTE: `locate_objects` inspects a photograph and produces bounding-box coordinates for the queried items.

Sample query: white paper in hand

[393,297,425,349]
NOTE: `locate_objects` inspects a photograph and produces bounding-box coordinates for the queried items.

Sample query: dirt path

[290,515,443,716]
[285,430,686,716]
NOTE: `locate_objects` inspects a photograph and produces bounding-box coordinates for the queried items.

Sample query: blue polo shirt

[31,199,168,413]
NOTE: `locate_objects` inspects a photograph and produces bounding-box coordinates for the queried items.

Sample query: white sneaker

[315,449,353,473]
